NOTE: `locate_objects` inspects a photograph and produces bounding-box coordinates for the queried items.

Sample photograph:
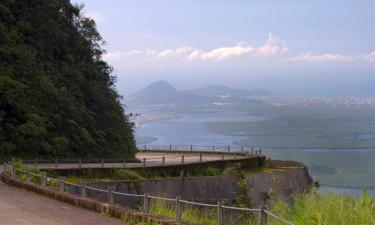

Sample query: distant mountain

[126,80,271,106]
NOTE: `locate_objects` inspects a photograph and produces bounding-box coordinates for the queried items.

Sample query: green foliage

[269,190,375,225]
[222,166,239,175]
[0,0,136,160]
[114,168,143,180]
[202,166,221,176]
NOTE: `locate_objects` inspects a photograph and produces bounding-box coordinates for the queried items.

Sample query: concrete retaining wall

[88,166,312,208]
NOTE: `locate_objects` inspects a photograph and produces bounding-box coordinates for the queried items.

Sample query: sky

[72,0,375,97]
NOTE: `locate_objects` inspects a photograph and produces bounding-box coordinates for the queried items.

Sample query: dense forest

[0,0,136,160]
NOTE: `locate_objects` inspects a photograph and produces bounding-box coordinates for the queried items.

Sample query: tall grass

[269,190,375,225]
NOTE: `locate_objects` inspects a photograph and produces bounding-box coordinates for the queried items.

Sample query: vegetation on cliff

[269,190,375,225]
[0,0,136,160]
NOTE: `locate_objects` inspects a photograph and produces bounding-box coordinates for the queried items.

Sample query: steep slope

[0,0,136,159]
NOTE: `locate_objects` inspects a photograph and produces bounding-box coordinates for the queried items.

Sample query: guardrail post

[41,172,47,187]
[101,159,104,168]
[143,158,146,167]
[143,193,149,214]
[176,196,181,225]
[10,164,17,178]
[3,162,6,174]
[59,177,65,193]
[181,155,184,164]
[190,145,193,151]
[217,201,223,225]
[199,152,203,162]
[162,156,165,165]
[11,165,16,178]
[54,159,58,169]
[108,186,114,205]
[81,181,87,198]
[34,159,37,168]
[78,158,82,169]
[258,205,267,225]
[25,169,30,183]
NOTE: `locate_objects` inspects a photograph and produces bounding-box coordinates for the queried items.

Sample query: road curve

[0,182,128,225]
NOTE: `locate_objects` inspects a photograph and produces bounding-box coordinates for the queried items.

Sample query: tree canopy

[0,0,136,160]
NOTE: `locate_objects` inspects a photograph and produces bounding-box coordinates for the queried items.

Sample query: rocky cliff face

[89,165,313,208]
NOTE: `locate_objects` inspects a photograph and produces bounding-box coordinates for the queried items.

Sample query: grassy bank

[269,190,375,225]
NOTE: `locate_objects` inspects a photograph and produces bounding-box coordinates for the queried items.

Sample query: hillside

[0,0,136,159]
[126,80,271,106]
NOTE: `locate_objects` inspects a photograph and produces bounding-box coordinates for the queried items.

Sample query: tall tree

[0,0,136,160]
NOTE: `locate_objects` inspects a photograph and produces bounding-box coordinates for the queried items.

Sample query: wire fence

[2,162,295,225]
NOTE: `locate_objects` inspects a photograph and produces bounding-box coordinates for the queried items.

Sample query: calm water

[135,112,375,195]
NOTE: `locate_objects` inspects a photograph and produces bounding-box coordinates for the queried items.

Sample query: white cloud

[103,33,288,64]
[187,44,254,61]
[85,11,104,23]
[256,33,288,56]
[365,51,375,60]
[291,52,352,62]
[102,51,124,61]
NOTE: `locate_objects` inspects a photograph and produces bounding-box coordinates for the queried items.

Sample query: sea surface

[135,112,375,195]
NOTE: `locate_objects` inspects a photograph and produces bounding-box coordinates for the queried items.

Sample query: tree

[0,0,136,160]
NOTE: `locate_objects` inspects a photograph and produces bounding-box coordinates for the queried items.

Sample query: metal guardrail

[2,162,295,225]
[20,148,262,170]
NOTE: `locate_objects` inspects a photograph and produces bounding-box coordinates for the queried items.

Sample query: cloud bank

[291,52,352,62]
[103,33,288,63]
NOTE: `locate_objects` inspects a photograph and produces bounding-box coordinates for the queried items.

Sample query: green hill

[0,0,136,160]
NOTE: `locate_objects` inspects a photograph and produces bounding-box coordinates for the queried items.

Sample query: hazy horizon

[73,0,375,97]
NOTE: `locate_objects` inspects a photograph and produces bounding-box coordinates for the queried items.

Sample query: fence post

[78,158,82,169]
[181,155,184,164]
[41,172,47,187]
[143,193,149,214]
[199,152,203,162]
[101,159,104,168]
[3,162,6,175]
[11,165,16,178]
[162,156,165,165]
[25,169,30,183]
[143,158,146,167]
[217,201,223,225]
[108,186,114,205]
[59,177,65,193]
[81,181,87,198]
[176,196,181,225]
[258,205,267,225]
